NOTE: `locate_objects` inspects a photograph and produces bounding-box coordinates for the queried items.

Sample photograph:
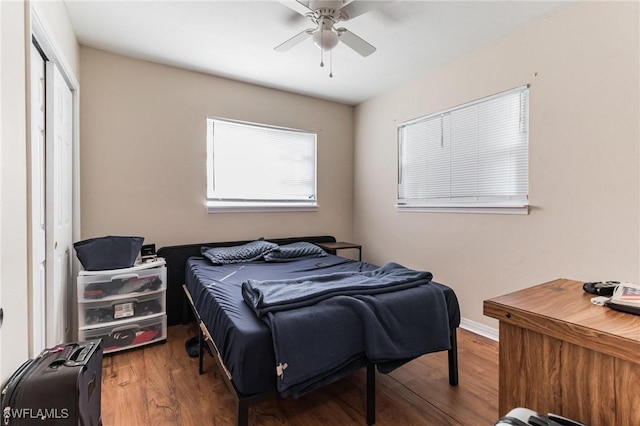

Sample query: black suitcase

[1,340,103,425]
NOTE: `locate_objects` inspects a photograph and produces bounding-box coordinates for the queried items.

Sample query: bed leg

[182,294,190,324]
[236,400,249,426]
[366,363,376,425]
[198,325,205,375]
[448,328,459,386]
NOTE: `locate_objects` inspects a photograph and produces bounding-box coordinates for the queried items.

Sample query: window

[206,118,317,212]
[397,86,529,213]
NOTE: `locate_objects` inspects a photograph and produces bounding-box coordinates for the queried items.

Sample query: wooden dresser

[484,278,640,425]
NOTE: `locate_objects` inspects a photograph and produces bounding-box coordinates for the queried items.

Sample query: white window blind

[398,86,529,211]
[206,118,317,211]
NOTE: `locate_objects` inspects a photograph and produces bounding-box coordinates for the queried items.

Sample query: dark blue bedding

[242,262,432,316]
[185,255,460,396]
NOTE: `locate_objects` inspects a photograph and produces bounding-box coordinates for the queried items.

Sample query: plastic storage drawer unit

[77,259,167,354]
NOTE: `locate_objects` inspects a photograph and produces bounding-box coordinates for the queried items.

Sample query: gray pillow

[264,242,327,262]
[201,240,278,265]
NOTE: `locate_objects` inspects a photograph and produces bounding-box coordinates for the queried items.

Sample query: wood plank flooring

[101,325,498,425]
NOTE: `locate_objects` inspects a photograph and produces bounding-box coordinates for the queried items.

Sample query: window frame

[206,117,318,213]
[396,85,530,215]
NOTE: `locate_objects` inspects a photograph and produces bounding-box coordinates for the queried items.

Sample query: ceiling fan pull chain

[329,51,333,78]
[320,28,325,67]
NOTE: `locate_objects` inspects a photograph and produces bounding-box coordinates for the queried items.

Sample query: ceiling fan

[275,0,393,76]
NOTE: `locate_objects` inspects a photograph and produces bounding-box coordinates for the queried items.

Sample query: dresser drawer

[77,264,166,302]
[78,290,166,329]
[79,315,166,354]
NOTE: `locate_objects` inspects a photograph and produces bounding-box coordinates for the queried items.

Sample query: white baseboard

[460,317,499,341]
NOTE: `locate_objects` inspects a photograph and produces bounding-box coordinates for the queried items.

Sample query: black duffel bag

[74,235,144,271]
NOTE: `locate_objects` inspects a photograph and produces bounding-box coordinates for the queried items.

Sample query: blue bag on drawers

[74,236,144,271]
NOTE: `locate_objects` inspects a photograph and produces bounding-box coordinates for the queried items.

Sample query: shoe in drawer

[83,274,162,299]
[78,267,166,301]
[78,316,166,354]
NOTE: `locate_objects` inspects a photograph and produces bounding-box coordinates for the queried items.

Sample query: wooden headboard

[157,235,337,326]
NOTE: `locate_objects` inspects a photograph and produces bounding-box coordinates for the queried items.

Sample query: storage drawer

[77,264,166,302]
[78,315,166,354]
[78,290,166,328]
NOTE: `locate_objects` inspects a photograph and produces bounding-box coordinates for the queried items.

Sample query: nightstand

[316,241,362,261]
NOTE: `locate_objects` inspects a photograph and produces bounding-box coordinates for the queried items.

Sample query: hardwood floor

[101,325,498,425]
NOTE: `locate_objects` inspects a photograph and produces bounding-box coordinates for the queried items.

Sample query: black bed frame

[157,236,459,426]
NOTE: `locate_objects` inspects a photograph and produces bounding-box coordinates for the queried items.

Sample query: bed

[157,236,460,426]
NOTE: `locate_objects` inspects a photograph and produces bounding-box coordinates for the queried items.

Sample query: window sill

[207,202,318,213]
[395,205,529,215]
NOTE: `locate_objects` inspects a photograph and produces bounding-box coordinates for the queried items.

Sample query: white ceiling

[63,0,569,105]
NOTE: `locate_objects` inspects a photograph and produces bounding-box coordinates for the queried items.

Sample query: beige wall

[353,1,640,327]
[79,47,355,249]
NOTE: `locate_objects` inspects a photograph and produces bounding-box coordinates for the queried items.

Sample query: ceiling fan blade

[274,29,314,52]
[339,0,395,21]
[337,29,376,56]
[277,0,312,17]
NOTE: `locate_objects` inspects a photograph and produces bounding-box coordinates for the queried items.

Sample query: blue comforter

[241,262,451,397]
[242,262,432,316]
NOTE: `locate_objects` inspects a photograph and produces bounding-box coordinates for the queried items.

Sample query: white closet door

[30,43,47,353]
[45,62,73,346]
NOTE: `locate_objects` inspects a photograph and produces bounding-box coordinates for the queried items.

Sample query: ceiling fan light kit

[312,20,339,51]
[276,0,392,77]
